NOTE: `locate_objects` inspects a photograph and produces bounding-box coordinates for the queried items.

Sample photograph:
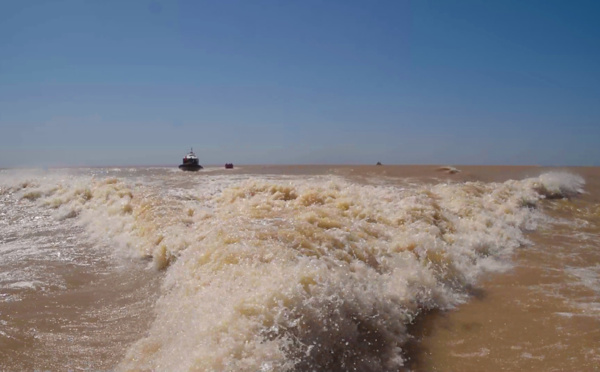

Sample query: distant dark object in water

[225,163,234,169]
[179,148,203,171]
[376,162,382,166]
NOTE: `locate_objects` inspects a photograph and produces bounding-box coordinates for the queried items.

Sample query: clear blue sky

[1,0,599,167]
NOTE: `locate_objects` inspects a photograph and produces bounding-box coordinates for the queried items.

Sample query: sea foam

[1,170,584,371]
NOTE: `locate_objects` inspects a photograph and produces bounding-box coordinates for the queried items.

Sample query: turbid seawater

[0,165,598,371]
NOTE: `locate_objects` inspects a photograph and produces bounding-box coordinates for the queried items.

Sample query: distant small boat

[179,148,203,171]
[225,163,234,169]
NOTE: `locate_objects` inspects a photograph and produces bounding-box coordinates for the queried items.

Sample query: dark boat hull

[178,164,203,171]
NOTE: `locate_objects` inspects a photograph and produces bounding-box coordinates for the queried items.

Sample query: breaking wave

[0,170,584,371]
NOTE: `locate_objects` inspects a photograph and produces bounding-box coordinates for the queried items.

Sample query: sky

[1,0,599,167]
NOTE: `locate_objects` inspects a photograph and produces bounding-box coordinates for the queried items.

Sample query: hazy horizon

[2,162,597,170]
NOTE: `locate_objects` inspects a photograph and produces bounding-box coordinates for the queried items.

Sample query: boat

[178,148,203,171]
[225,163,234,169]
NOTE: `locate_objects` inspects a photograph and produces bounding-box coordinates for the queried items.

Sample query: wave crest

[529,172,585,199]
[1,170,585,371]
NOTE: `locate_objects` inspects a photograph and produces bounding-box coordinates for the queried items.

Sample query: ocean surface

[0,165,598,371]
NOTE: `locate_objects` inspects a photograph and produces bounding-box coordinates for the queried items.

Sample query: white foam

[450,348,490,358]
[1,169,586,371]
[7,281,44,290]
[555,312,575,318]
[527,171,585,199]
[565,266,600,293]
[521,352,545,360]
